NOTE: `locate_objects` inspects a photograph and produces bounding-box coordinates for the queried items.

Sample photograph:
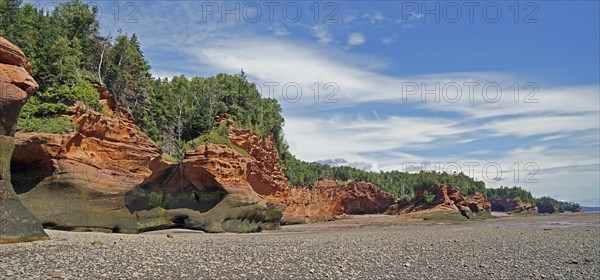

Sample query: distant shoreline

[581,206,600,213]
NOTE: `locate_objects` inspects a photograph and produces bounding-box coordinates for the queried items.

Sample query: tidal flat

[1,213,599,279]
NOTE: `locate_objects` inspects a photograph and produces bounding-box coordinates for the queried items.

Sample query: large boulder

[465,192,492,213]
[0,36,47,243]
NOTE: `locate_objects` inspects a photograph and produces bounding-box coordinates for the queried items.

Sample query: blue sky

[62,1,600,206]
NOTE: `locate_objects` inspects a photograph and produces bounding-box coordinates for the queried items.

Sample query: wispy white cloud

[284,114,599,205]
[268,24,290,37]
[184,37,599,141]
[457,138,478,144]
[381,34,398,44]
[539,134,568,142]
[185,37,599,120]
[343,14,358,23]
[484,114,600,137]
[311,25,333,44]
[396,12,424,24]
[421,85,600,119]
[284,114,471,162]
[362,11,386,24]
[347,32,366,46]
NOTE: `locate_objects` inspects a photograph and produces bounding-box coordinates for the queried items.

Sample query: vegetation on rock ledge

[2,0,285,160]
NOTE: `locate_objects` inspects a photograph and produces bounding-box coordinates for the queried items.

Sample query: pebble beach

[1,213,599,279]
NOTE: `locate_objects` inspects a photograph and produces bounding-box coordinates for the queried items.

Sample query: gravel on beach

[1,213,599,279]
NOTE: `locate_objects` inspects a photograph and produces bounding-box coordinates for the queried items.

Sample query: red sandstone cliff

[283,179,396,222]
[13,87,397,232]
[14,91,161,194]
[226,127,395,221]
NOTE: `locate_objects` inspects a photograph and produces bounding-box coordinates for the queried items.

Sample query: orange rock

[0,36,32,73]
[465,192,492,213]
[227,128,396,221]
[228,128,289,199]
[282,179,395,222]
[14,93,161,193]
[0,63,38,136]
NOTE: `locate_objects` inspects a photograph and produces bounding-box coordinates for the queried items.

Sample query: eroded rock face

[125,141,282,233]
[228,128,289,200]
[399,184,491,220]
[283,179,396,223]
[12,94,163,233]
[465,193,492,213]
[129,126,396,228]
[489,198,538,213]
[13,104,284,233]
[14,100,162,191]
[0,37,37,137]
[0,36,47,243]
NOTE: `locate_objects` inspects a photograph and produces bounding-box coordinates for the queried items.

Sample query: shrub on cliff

[423,191,436,204]
[486,186,536,204]
[18,78,102,133]
[182,122,250,159]
[17,116,76,134]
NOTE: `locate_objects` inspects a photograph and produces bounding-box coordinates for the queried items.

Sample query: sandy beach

[1,212,599,279]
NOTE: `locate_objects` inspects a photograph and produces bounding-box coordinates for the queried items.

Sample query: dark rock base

[0,180,48,243]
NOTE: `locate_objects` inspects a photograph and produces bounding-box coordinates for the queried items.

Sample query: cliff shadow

[125,163,226,213]
[10,160,55,194]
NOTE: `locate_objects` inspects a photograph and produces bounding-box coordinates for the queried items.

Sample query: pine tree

[0,0,22,36]
[104,34,152,119]
[44,36,83,87]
